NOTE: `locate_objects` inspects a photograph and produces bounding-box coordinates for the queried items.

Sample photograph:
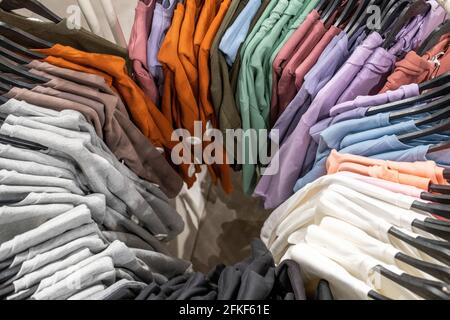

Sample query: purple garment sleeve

[330,83,419,116]
[337,47,396,103]
[255,32,383,209]
[415,0,448,47]
[147,0,176,97]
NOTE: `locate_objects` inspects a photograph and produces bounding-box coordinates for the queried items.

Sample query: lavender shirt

[310,84,420,143]
[270,32,347,146]
[255,33,383,209]
[147,0,176,96]
[337,14,430,104]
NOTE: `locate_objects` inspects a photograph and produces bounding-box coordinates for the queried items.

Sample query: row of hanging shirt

[128,0,450,204]
[0,1,326,301]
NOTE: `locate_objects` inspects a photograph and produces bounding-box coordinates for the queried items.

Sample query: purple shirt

[270,32,348,145]
[337,15,428,104]
[310,83,420,143]
[147,0,176,97]
[415,0,448,47]
[255,33,383,209]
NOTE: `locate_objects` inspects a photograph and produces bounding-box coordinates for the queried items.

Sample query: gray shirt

[0,205,93,262]
[1,123,169,240]
[0,204,74,243]
[0,169,84,195]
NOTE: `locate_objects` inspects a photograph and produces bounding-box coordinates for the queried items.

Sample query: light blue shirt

[219,0,262,66]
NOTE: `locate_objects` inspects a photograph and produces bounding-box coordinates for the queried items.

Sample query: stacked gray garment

[0,100,192,300]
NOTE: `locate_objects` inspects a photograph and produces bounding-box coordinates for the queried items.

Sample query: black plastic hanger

[382,0,430,49]
[427,140,450,154]
[380,0,396,16]
[0,45,31,65]
[397,117,450,143]
[420,72,450,91]
[414,104,450,127]
[430,184,450,195]
[0,22,53,48]
[379,0,410,35]
[417,20,450,56]
[334,0,357,27]
[444,169,450,180]
[381,0,401,18]
[316,0,329,12]
[388,94,450,121]
[388,227,450,266]
[395,252,450,283]
[0,72,35,89]
[366,81,450,116]
[412,200,450,223]
[368,291,390,300]
[421,192,450,205]
[0,0,62,23]
[0,80,11,92]
[0,35,46,59]
[346,0,378,38]
[344,0,368,33]
[321,0,341,23]
[0,55,48,83]
[412,215,450,241]
[376,266,450,300]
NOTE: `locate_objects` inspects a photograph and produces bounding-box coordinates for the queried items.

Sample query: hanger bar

[366,82,450,116]
[0,0,62,23]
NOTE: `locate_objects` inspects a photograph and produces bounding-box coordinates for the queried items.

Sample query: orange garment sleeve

[327,150,449,186]
[178,0,202,98]
[36,44,198,187]
[193,0,221,58]
[334,162,432,191]
[198,0,231,125]
[198,0,232,192]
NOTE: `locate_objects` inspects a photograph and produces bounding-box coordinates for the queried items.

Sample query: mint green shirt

[237,0,287,194]
[251,0,305,123]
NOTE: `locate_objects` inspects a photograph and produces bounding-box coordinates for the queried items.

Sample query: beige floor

[19,0,269,272]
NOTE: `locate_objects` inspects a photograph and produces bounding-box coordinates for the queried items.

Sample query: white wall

[18,0,138,45]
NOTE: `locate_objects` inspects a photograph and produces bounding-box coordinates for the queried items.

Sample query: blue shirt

[219,0,262,66]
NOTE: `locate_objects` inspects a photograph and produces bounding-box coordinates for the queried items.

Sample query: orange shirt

[178,0,202,98]
[36,44,200,187]
[158,3,232,192]
[198,0,231,125]
[334,162,432,191]
[193,0,221,58]
[158,3,200,134]
[327,150,449,187]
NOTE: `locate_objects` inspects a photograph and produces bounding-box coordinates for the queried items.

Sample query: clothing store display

[0,0,449,302]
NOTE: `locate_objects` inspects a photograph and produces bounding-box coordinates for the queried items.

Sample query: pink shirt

[277,19,327,111]
[294,25,341,90]
[129,0,159,105]
[270,10,320,121]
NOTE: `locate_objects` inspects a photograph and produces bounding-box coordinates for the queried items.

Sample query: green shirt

[237,0,288,194]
